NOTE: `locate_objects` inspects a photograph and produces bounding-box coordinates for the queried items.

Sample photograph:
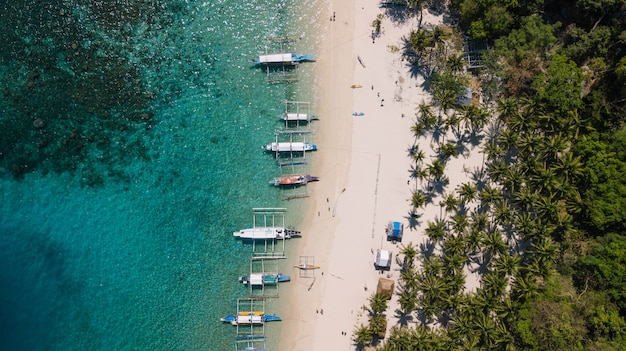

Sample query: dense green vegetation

[359,0,626,350]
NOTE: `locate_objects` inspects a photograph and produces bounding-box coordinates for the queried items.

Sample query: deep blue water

[0,0,315,350]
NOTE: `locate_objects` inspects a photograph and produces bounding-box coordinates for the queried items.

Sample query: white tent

[375,249,392,269]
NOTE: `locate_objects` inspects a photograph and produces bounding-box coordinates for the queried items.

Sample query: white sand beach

[279,1,484,350]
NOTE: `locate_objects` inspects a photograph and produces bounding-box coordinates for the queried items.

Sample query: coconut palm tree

[448,215,469,240]
[353,323,374,347]
[400,242,418,268]
[457,182,478,204]
[369,313,388,339]
[424,218,446,243]
[510,273,538,302]
[400,266,420,293]
[398,286,418,314]
[495,96,519,124]
[369,292,389,316]
[553,151,584,183]
[410,190,429,209]
[416,101,437,129]
[492,251,520,277]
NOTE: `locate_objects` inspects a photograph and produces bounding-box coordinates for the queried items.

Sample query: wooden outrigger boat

[294,264,320,270]
[220,312,281,325]
[251,53,315,65]
[269,174,319,186]
[264,142,317,152]
[233,227,301,240]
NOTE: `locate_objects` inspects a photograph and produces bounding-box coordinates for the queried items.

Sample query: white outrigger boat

[233,227,301,240]
[221,311,281,325]
[282,113,317,122]
[264,142,317,152]
[251,53,314,65]
[239,273,291,286]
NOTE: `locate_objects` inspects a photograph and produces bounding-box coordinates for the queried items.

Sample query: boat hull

[251,53,314,65]
[239,273,291,286]
[233,227,301,240]
[221,313,281,325]
[269,174,319,186]
[264,142,317,152]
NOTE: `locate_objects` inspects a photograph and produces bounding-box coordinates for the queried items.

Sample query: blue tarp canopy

[387,221,403,240]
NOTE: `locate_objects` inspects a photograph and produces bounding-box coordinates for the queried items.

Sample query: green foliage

[565,25,612,62]
[576,131,626,231]
[494,15,560,62]
[429,69,468,110]
[531,53,583,115]
[576,233,626,312]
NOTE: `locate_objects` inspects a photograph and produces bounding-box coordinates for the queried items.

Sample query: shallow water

[0,0,317,349]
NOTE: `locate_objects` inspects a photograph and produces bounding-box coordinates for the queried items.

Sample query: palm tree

[410,190,428,209]
[398,286,418,314]
[424,218,446,242]
[400,242,418,268]
[492,251,520,277]
[450,213,469,237]
[447,53,465,73]
[510,273,538,302]
[482,230,507,261]
[428,159,446,183]
[400,266,420,292]
[416,101,437,129]
[443,234,466,258]
[410,122,425,140]
[369,293,389,315]
[480,272,507,298]
[457,182,478,203]
[495,96,519,124]
[353,323,374,347]
[440,192,460,215]
[369,313,388,338]
[553,151,584,183]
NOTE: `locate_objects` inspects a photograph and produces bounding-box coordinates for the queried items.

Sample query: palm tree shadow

[405,209,422,230]
[381,2,414,24]
[419,239,435,259]
[394,309,415,326]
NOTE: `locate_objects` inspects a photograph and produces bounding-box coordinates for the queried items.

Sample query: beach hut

[374,249,392,270]
[377,278,394,300]
[386,221,403,241]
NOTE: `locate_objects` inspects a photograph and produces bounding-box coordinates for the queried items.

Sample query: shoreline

[280,1,448,350]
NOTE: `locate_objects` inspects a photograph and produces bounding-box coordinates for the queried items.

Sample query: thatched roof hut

[376,278,394,299]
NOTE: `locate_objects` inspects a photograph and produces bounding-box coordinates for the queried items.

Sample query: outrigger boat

[294,264,320,270]
[282,113,317,122]
[221,311,282,325]
[233,227,301,240]
[264,142,317,152]
[251,53,315,65]
[270,174,319,186]
[239,273,291,286]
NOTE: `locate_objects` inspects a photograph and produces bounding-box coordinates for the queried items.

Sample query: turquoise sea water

[0,0,318,350]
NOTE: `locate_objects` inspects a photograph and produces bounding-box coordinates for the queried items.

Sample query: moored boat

[282,113,318,122]
[251,53,314,65]
[263,142,317,152]
[269,174,319,186]
[233,227,301,240]
[220,312,281,325]
[239,273,291,286]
